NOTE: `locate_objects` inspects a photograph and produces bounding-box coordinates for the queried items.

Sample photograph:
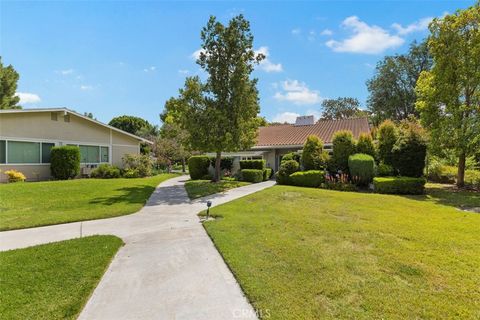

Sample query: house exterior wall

[0,111,142,182]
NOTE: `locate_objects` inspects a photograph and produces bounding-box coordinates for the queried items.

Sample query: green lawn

[0,174,178,231]
[203,184,480,319]
[184,179,250,199]
[0,235,123,320]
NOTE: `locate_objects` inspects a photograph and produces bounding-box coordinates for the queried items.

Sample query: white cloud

[320,29,333,36]
[326,16,404,54]
[391,17,432,35]
[272,112,300,124]
[178,69,189,75]
[58,69,74,75]
[291,28,301,35]
[15,92,41,104]
[80,85,93,91]
[273,80,322,105]
[191,48,205,60]
[255,46,283,73]
[143,66,156,72]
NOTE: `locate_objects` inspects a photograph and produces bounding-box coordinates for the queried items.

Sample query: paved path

[0,176,275,320]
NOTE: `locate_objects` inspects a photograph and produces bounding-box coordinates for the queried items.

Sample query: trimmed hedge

[90,164,121,179]
[50,146,80,180]
[373,177,426,195]
[392,130,427,178]
[331,130,356,173]
[356,133,376,159]
[290,170,324,188]
[263,168,272,181]
[276,160,300,185]
[241,169,264,183]
[348,153,375,186]
[377,162,394,177]
[302,135,324,170]
[239,159,265,170]
[188,156,210,180]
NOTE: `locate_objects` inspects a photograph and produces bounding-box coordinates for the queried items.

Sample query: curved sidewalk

[0,176,275,320]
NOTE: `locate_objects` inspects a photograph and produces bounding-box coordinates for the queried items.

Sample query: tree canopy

[164,15,264,181]
[108,115,154,136]
[320,97,368,120]
[0,58,21,110]
[367,40,432,125]
[415,3,480,187]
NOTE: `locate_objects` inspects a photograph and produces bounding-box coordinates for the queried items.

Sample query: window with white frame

[0,140,55,164]
[67,144,109,164]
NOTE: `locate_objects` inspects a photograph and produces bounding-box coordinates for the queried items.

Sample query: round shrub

[302,135,324,170]
[331,130,356,173]
[188,156,210,180]
[290,170,325,188]
[90,164,121,179]
[50,146,80,180]
[122,154,153,177]
[241,169,264,183]
[276,160,300,185]
[239,159,265,170]
[377,120,398,166]
[4,169,26,183]
[281,152,301,164]
[392,129,427,177]
[356,133,376,159]
[373,176,426,195]
[348,153,375,186]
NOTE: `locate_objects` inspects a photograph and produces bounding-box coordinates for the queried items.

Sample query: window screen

[80,145,100,163]
[41,143,55,163]
[0,140,5,164]
[7,141,40,163]
[100,146,109,163]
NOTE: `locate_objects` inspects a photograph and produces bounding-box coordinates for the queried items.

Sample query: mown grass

[0,235,123,320]
[203,184,480,319]
[0,174,178,231]
[184,179,250,199]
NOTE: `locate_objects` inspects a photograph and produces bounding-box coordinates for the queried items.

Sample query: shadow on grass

[89,185,157,206]
[402,184,480,209]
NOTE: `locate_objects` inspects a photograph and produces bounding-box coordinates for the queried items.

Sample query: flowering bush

[321,173,357,191]
[4,169,26,183]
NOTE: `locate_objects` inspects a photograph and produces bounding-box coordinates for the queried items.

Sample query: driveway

[0,175,275,320]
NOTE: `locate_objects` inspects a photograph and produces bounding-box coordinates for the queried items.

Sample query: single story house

[0,108,152,182]
[215,116,370,173]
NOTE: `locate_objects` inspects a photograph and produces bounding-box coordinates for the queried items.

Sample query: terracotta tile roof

[255,117,370,147]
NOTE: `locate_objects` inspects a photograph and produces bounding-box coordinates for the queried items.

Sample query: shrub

[331,130,356,173]
[4,169,26,183]
[276,160,300,185]
[209,157,234,171]
[241,169,264,183]
[302,135,324,170]
[377,162,394,177]
[123,168,139,178]
[290,170,324,188]
[322,173,357,191]
[465,170,480,189]
[281,152,301,164]
[263,168,272,181]
[123,154,153,177]
[90,164,121,179]
[50,146,80,180]
[377,120,398,166]
[188,156,210,180]
[392,127,427,177]
[239,159,265,170]
[356,133,376,159]
[373,177,426,195]
[348,153,375,186]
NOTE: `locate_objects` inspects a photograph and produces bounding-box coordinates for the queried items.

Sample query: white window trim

[0,139,54,165]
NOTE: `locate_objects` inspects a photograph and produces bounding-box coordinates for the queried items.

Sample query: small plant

[90,164,121,179]
[122,168,140,178]
[123,154,153,177]
[321,173,357,191]
[4,169,26,183]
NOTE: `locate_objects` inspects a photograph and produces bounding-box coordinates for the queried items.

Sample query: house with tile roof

[215,116,370,172]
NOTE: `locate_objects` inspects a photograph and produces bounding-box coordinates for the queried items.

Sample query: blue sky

[1,0,473,125]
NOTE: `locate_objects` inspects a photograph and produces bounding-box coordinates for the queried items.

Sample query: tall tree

[167,15,264,181]
[320,97,368,120]
[108,115,153,135]
[367,40,432,124]
[0,58,21,109]
[415,3,480,187]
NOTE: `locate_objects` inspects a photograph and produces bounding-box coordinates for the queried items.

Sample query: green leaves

[0,57,21,109]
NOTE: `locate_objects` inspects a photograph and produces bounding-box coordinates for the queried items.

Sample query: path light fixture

[206,200,212,220]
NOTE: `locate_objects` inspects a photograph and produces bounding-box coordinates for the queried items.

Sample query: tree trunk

[181,157,186,173]
[214,151,222,182]
[457,151,466,188]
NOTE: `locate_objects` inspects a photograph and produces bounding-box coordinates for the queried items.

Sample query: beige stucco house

[0,108,152,182]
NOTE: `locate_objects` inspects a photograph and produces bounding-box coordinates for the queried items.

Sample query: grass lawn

[203,184,480,319]
[0,235,123,320]
[0,174,178,231]
[184,179,250,199]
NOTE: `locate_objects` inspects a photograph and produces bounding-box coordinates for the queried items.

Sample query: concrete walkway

[0,176,275,320]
